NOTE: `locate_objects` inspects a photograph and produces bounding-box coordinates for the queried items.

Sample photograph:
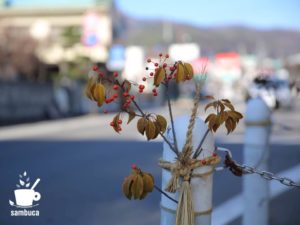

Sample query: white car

[246,77,292,109]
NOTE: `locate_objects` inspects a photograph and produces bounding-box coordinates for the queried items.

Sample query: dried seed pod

[93,83,106,107]
[145,120,156,140]
[130,174,144,199]
[142,172,154,193]
[122,175,135,199]
[112,113,121,133]
[155,115,167,133]
[154,66,166,86]
[85,77,97,100]
[176,62,185,82]
[127,111,136,124]
[122,167,155,200]
[137,117,148,135]
[183,62,194,80]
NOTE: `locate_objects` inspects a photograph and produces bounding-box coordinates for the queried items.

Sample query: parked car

[246,76,292,109]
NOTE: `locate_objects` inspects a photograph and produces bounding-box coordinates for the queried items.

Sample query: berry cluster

[144,53,194,87]
[86,54,194,134]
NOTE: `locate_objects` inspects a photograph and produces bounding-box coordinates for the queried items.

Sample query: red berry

[105,99,110,104]
[123,92,129,97]
[130,95,135,100]
[150,72,154,76]
[170,66,175,71]
[202,160,207,165]
[154,63,159,67]
[159,53,163,57]
[131,164,137,169]
[118,119,122,124]
[113,93,118,99]
[152,88,157,93]
[139,84,145,89]
[93,65,98,71]
[98,72,104,78]
[113,84,119,90]
[167,75,172,80]
[126,99,131,104]
[147,58,151,63]
[113,72,118,77]
[142,77,147,81]
[163,63,167,68]
[153,92,158,96]
[118,127,122,132]
[165,54,169,58]
[110,122,114,126]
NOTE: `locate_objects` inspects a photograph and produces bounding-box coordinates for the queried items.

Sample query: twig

[159,131,178,156]
[165,82,179,154]
[131,98,178,156]
[192,128,210,159]
[131,99,146,117]
[154,185,178,204]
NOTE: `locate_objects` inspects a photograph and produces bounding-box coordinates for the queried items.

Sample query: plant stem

[131,99,145,116]
[154,185,178,204]
[165,82,179,155]
[159,131,178,156]
[131,98,178,156]
[193,128,210,159]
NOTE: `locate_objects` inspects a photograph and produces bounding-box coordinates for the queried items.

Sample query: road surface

[0,99,300,225]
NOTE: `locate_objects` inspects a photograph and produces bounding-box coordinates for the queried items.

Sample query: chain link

[238,164,300,187]
[216,147,300,188]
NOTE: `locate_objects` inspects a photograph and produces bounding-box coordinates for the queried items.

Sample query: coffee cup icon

[13,178,41,207]
[14,189,41,206]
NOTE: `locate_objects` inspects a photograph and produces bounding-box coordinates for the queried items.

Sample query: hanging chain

[238,164,300,187]
[216,147,300,188]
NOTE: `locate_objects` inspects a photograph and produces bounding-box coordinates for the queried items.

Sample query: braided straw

[180,82,202,163]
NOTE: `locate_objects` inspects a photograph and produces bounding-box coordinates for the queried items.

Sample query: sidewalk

[0,98,300,144]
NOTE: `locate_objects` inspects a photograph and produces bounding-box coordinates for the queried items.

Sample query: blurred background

[0,0,300,225]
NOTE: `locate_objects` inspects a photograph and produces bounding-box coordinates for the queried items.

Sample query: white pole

[243,97,272,225]
[161,115,215,225]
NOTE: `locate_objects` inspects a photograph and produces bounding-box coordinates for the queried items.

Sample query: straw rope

[158,81,219,225]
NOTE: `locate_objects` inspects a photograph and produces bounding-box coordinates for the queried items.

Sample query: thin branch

[131,99,146,117]
[193,128,210,159]
[132,98,178,156]
[154,185,178,204]
[159,131,178,156]
[165,82,179,154]
[121,109,143,118]
[103,67,179,155]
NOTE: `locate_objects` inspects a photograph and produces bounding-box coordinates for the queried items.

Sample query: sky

[10,0,300,30]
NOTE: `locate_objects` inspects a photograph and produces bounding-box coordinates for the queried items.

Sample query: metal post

[161,115,215,225]
[243,97,272,225]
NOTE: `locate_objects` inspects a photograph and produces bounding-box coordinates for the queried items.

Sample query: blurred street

[0,99,300,225]
[1,99,300,144]
[1,1,300,225]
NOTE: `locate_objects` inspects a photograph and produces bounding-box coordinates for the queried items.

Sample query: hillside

[117,17,300,58]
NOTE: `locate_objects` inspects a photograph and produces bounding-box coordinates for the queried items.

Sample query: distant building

[0,0,116,63]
